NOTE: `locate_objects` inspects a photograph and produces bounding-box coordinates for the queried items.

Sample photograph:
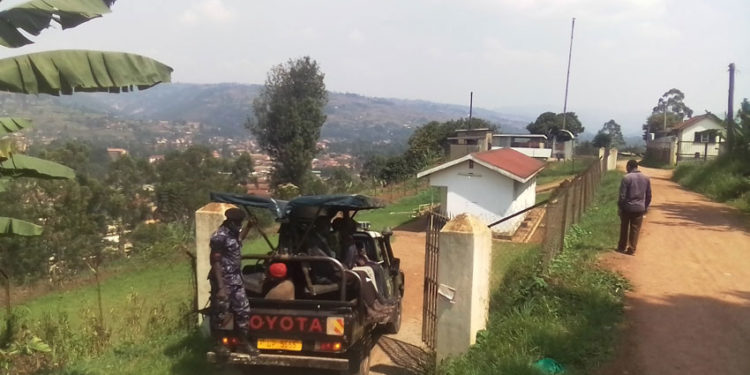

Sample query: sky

[3,0,749,136]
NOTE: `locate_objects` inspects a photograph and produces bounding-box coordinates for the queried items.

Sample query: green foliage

[593,120,624,149]
[356,187,436,230]
[0,0,114,48]
[249,56,327,189]
[442,172,627,375]
[154,146,242,222]
[129,223,192,259]
[652,88,693,120]
[642,88,693,137]
[526,112,585,137]
[673,158,750,212]
[230,152,254,185]
[728,98,750,158]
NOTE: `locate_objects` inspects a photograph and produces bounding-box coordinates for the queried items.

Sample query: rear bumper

[207,351,349,371]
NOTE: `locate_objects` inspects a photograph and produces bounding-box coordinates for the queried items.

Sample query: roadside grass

[441,171,628,375]
[673,158,750,213]
[536,157,595,186]
[357,187,437,231]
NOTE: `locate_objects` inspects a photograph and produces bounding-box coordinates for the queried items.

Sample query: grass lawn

[357,187,437,230]
[536,157,595,186]
[441,171,628,375]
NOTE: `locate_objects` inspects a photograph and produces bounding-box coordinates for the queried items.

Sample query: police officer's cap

[225,208,246,221]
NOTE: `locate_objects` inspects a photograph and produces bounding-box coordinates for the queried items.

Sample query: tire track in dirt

[598,164,750,375]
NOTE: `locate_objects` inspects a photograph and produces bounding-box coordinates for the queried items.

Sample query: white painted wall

[428,161,536,234]
[677,118,724,157]
[511,147,552,159]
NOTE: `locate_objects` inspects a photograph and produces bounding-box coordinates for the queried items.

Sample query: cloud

[180,0,236,25]
[348,29,365,44]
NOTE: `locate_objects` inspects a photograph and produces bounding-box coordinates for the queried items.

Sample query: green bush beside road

[673,158,750,213]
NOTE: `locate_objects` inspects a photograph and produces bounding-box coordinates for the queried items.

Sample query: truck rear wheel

[345,346,370,375]
[383,300,402,334]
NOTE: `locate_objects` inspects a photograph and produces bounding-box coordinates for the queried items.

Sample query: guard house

[492,134,551,159]
[417,148,545,235]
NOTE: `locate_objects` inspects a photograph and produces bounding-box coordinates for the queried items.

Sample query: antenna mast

[562,17,576,131]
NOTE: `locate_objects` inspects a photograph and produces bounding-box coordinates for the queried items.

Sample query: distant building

[148,154,165,164]
[492,134,551,159]
[447,128,494,160]
[107,148,128,161]
[645,113,724,164]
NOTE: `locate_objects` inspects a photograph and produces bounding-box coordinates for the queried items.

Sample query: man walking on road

[618,160,651,255]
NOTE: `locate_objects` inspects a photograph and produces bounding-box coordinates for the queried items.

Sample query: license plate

[257,338,303,351]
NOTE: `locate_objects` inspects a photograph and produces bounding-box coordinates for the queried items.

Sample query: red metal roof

[472,148,546,180]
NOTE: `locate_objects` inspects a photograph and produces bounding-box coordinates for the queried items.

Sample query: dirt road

[369,229,429,375]
[599,164,750,375]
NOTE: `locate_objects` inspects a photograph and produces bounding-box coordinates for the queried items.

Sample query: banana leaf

[0,50,173,95]
[0,153,74,180]
[0,0,113,48]
[0,216,43,236]
[0,117,31,136]
[0,138,11,161]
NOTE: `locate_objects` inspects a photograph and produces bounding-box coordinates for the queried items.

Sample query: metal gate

[422,211,449,350]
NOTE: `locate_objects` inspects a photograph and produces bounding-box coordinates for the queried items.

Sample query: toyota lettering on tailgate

[248,315,345,336]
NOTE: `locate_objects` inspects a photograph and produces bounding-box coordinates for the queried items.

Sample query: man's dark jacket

[619,170,652,214]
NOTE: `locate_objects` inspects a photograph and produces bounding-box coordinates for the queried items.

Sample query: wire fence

[361,177,430,203]
[540,153,610,266]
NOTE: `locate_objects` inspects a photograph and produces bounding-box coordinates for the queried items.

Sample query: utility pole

[727,63,735,153]
[468,91,473,128]
[562,17,576,131]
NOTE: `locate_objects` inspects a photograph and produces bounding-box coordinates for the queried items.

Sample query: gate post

[195,202,237,331]
[435,213,492,362]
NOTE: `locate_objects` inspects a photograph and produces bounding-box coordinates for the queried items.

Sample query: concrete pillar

[598,147,606,159]
[436,213,492,362]
[195,202,238,328]
[607,148,618,171]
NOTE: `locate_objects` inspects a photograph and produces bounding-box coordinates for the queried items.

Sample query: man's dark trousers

[618,211,644,252]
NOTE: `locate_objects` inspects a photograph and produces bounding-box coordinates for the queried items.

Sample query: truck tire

[345,346,371,375]
[383,300,402,334]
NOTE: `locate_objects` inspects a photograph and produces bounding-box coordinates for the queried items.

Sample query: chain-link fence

[541,153,609,266]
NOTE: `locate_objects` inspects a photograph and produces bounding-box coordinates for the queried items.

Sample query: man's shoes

[627,247,636,255]
[236,331,259,356]
[616,247,627,253]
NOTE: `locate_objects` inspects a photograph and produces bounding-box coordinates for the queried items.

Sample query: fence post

[559,187,569,252]
[436,213,492,362]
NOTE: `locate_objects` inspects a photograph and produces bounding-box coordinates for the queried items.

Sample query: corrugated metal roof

[472,148,546,180]
[417,147,546,182]
[670,114,721,132]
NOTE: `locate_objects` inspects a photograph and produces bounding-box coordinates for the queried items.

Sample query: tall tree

[593,119,625,148]
[249,56,327,190]
[526,112,584,136]
[643,88,693,137]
